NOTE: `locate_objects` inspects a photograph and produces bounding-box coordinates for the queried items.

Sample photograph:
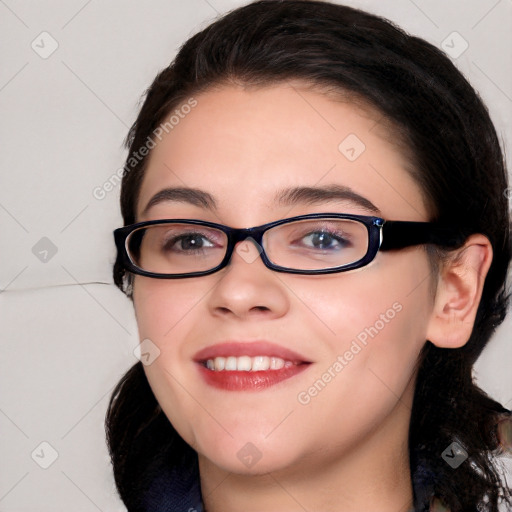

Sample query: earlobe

[426,234,493,349]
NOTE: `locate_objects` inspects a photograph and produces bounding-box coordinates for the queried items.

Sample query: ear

[426,234,493,349]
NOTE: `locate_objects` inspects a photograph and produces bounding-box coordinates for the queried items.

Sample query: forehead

[136,82,428,224]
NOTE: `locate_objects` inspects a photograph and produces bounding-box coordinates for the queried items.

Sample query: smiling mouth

[203,355,298,372]
[197,356,311,391]
[194,341,312,391]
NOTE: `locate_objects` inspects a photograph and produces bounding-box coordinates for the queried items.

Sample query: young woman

[106,1,512,510]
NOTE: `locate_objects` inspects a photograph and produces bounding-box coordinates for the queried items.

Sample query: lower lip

[196,363,310,391]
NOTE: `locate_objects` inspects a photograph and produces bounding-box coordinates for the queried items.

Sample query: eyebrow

[141,184,381,216]
[275,184,380,214]
[142,187,216,216]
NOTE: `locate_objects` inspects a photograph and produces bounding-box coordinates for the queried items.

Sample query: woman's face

[132,82,435,476]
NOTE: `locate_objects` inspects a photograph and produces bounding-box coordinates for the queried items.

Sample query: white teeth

[237,356,252,371]
[225,356,237,370]
[270,357,285,370]
[252,356,270,371]
[205,355,292,371]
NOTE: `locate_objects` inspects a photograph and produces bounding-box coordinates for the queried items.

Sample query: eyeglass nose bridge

[224,226,269,267]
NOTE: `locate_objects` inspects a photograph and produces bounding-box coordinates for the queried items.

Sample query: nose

[206,238,289,321]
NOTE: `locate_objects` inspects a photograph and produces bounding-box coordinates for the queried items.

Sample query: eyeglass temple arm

[379,221,466,251]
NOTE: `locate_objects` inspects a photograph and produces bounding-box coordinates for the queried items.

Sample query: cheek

[316,250,433,343]
[301,251,433,401]
[132,277,216,447]
[133,276,216,341]
[287,256,433,453]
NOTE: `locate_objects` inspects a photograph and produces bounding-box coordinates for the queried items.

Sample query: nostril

[251,306,270,312]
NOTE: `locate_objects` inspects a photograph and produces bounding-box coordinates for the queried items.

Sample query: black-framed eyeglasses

[113,213,465,279]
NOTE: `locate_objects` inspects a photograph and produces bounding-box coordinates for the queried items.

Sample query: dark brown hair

[106,1,512,510]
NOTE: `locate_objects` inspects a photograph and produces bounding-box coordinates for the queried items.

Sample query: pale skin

[131,82,492,512]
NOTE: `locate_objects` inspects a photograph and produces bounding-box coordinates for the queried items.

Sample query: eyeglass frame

[113,212,466,279]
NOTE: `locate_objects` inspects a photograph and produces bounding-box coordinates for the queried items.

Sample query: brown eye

[162,232,216,252]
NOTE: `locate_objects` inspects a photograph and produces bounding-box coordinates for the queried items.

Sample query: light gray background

[1,1,511,510]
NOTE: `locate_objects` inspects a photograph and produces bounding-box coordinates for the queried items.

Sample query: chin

[199,444,302,476]
[193,428,304,475]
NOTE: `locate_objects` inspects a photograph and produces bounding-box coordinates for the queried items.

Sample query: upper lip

[193,341,312,364]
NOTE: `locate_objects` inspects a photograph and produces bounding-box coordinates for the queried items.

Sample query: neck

[199,381,416,512]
